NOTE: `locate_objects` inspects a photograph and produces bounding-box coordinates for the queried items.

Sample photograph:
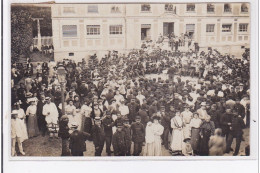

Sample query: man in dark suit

[112,123,127,156]
[69,123,90,156]
[92,117,105,156]
[102,111,114,156]
[220,107,233,141]
[131,116,145,156]
[225,110,245,156]
[233,97,245,119]
[37,95,47,136]
[127,98,140,123]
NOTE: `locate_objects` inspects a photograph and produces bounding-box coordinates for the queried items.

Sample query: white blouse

[26,105,37,116]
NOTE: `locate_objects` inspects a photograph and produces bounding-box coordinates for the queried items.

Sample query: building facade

[51,3,250,62]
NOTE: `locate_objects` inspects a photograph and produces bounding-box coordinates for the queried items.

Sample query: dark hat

[111,98,116,102]
[135,115,141,120]
[183,138,191,142]
[117,123,123,127]
[152,115,161,121]
[106,111,111,115]
[26,92,33,98]
[67,99,73,103]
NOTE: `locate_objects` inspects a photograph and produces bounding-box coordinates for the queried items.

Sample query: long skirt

[170,129,184,151]
[27,115,40,138]
[17,118,28,142]
[183,124,191,139]
[143,142,155,156]
[199,133,211,156]
[191,128,200,151]
[154,136,162,156]
[84,117,92,140]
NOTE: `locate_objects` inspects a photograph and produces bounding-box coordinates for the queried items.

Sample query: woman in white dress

[65,99,76,128]
[143,116,164,156]
[14,102,28,142]
[26,99,40,138]
[81,99,92,132]
[11,110,26,156]
[190,112,203,155]
[143,121,155,156]
[152,116,164,156]
[170,110,185,155]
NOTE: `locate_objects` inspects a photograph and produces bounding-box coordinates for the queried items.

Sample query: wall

[52,3,250,62]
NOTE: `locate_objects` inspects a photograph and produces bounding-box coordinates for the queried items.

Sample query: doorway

[163,22,174,36]
[141,24,151,40]
[186,24,195,38]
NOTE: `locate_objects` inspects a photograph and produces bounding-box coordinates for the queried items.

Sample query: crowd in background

[11,37,250,157]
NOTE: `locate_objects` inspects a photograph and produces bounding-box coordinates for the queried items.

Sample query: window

[207,4,215,13]
[111,6,121,13]
[206,24,215,32]
[224,4,232,13]
[69,53,74,56]
[63,7,75,14]
[222,24,232,32]
[141,4,151,12]
[109,25,122,35]
[86,25,100,35]
[241,3,248,13]
[186,4,195,12]
[88,5,98,13]
[165,4,176,13]
[239,24,248,32]
[62,25,77,37]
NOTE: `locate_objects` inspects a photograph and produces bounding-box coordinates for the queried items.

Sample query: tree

[11,6,33,61]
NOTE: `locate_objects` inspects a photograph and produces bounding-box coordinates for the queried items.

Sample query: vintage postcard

[5,1,258,163]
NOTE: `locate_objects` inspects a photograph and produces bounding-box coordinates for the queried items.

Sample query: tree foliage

[11,6,33,61]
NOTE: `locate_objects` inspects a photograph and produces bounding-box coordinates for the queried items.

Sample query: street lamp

[57,65,67,115]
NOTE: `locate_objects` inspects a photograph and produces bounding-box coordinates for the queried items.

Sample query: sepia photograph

[9,2,252,158]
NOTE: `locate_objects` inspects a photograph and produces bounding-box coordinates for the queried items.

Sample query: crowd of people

[30,44,54,55]
[11,38,250,157]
